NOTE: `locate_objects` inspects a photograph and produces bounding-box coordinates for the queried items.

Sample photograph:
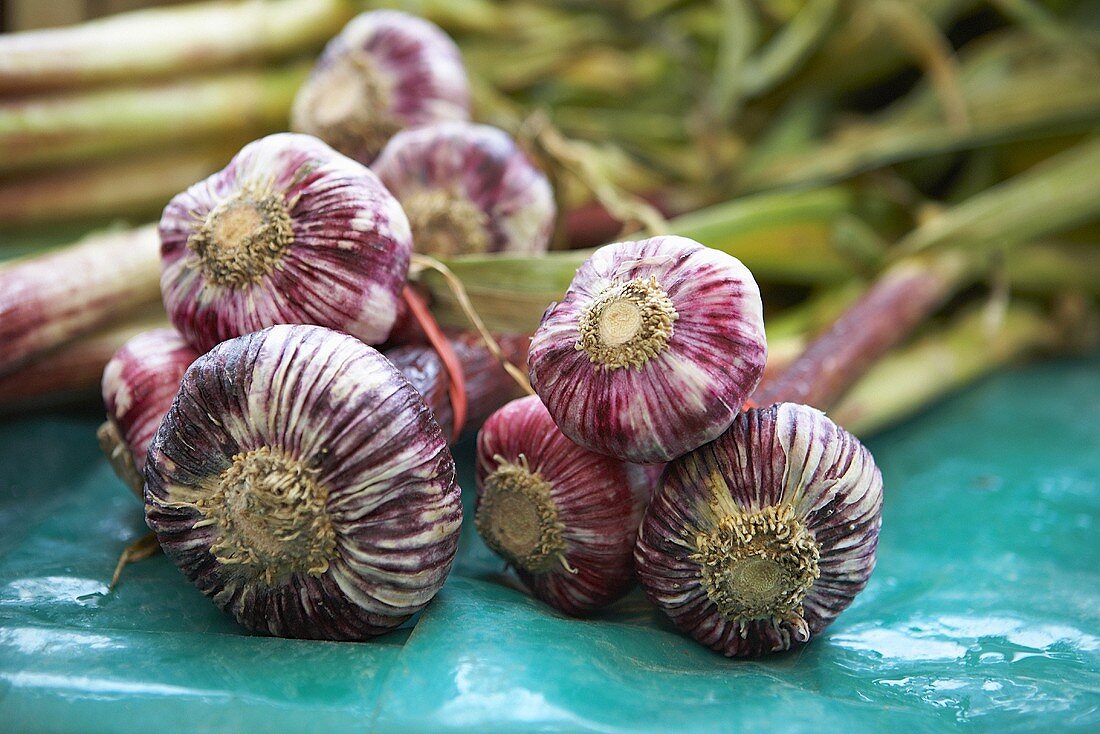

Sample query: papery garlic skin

[291,10,470,164]
[144,325,461,640]
[476,395,637,615]
[635,403,883,657]
[626,462,665,507]
[99,328,200,496]
[528,236,767,463]
[159,133,411,352]
[372,122,556,257]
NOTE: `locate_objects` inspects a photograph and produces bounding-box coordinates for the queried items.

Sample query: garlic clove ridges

[291,10,470,164]
[528,235,767,463]
[144,324,461,640]
[372,122,556,257]
[475,395,638,615]
[634,402,883,657]
[159,132,412,353]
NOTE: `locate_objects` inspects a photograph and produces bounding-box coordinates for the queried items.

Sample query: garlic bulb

[291,10,470,164]
[159,132,411,352]
[144,325,461,640]
[372,122,556,257]
[476,395,637,615]
[98,328,199,497]
[634,403,883,657]
[528,235,767,463]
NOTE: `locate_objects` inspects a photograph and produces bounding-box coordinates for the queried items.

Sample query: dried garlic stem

[109,533,162,590]
[0,0,353,94]
[753,253,967,408]
[411,254,535,396]
[525,111,668,236]
[401,286,468,437]
[757,135,1100,409]
[0,226,161,378]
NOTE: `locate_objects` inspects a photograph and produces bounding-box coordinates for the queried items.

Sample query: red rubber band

[402,285,468,437]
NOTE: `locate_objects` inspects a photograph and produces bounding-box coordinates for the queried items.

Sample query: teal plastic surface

[1,355,1097,732]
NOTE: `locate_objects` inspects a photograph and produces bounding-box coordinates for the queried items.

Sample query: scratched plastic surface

[1,355,1097,733]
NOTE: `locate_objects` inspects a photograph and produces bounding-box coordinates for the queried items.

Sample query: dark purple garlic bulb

[99,328,200,498]
[144,324,461,640]
[528,235,767,464]
[475,395,637,615]
[291,10,470,164]
[159,132,411,353]
[635,403,883,657]
[372,122,556,257]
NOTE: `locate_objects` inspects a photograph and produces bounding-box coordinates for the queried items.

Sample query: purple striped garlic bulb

[144,325,461,640]
[291,10,470,164]
[98,328,200,498]
[635,403,883,657]
[476,395,638,615]
[528,235,767,464]
[372,122,556,257]
[159,132,411,353]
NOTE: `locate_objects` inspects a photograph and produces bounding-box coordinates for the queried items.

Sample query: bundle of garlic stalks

[2,0,1099,439]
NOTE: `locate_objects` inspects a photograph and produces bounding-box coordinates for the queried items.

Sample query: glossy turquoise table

[1,355,1097,733]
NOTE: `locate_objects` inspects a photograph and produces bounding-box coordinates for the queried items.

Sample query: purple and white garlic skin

[476,395,638,616]
[635,403,883,657]
[144,325,461,640]
[291,10,470,164]
[159,132,411,353]
[372,122,556,257]
[626,462,665,507]
[99,328,200,498]
[528,235,767,464]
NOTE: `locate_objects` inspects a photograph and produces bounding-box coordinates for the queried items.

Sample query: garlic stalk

[0,317,163,414]
[0,144,242,231]
[0,226,161,378]
[832,302,1065,436]
[0,64,308,175]
[755,134,1100,409]
[0,0,353,94]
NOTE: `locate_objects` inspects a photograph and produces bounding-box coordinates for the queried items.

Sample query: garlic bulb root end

[476,454,566,574]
